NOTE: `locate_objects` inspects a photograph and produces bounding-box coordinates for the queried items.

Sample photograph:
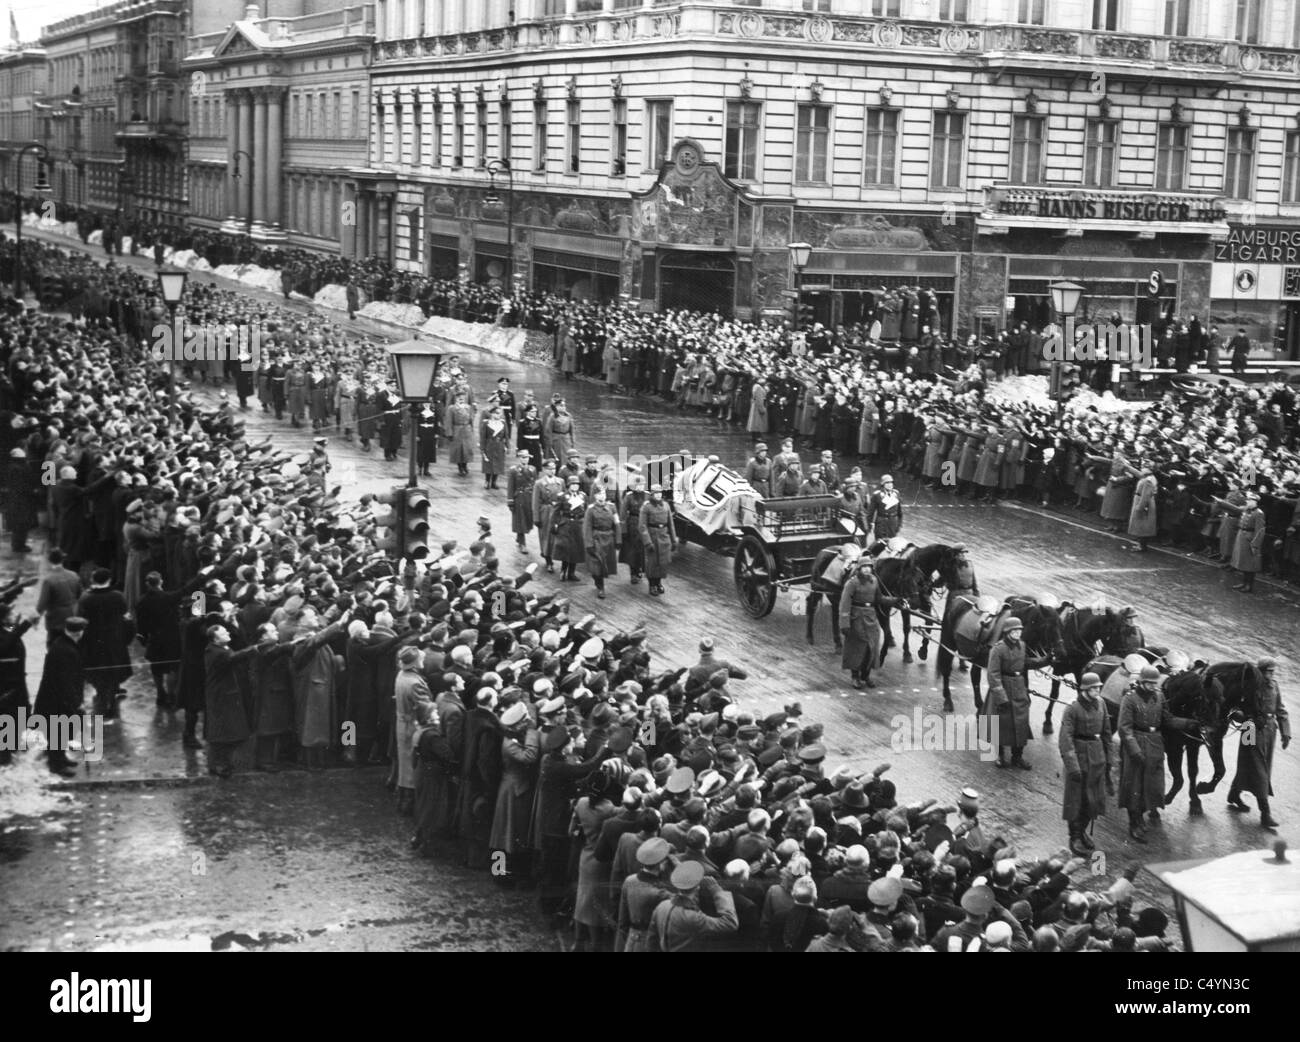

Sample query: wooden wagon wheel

[734,532,778,619]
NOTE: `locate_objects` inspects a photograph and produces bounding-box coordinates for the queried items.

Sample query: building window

[1164,0,1190,36]
[432,102,443,167]
[1224,127,1255,199]
[533,99,547,171]
[500,99,512,164]
[476,102,488,168]
[931,111,965,189]
[1283,131,1300,203]
[412,101,422,166]
[802,0,832,11]
[1236,0,1261,44]
[1017,0,1046,24]
[1156,123,1187,190]
[795,105,830,183]
[1093,0,1119,30]
[1011,116,1044,184]
[393,101,403,163]
[1084,118,1117,187]
[566,99,580,173]
[724,101,760,181]
[611,98,628,175]
[408,211,420,261]
[453,101,464,167]
[864,107,899,186]
[934,0,969,17]
[351,91,360,137]
[645,99,672,171]
[375,101,384,162]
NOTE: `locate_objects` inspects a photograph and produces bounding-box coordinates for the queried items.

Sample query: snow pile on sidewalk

[358,300,427,328]
[987,375,1150,416]
[212,264,284,294]
[168,249,213,272]
[418,315,529,361]
[314,285,351,312]
[0,732,77,827]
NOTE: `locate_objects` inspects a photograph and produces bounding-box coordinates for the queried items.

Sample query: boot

[1259,799,1279,830]
[1227,790,1251,812]
[1011,749,1031,771]
[1127,815,1147,843]
[1068,824,1090,857]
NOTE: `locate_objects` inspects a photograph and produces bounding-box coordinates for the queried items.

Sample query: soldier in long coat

[531,459,564,570]
[582,488,622,599]
[838,560,897,689]
[251,627,295,770]
[1096,450,1136,533]
[973,426,1005,502]
[982,617,1052,769]
[380,391,404,461]
[506,450,536,551]
[1227,659,1289,830]
[921,420,949,487]
[1127,467,1159,551]
[77,572,134,718]
[292,617,346,771]
[1215,488,1247,561]
[744,444,773,498]
[1059,671,1114,855]
[619,477,648,583]
[446,393,477,476]
[866,475,903,540]
[1231,493,1267,592]
[489,703,540,874]
[638,484,677,596]
[286,361,308,427]
[393,645,435,814]
[334,374,359,441]
[356,385,380,452]
[1117,665,1198,842]
[416,404,439,476]
[553,477,589,581]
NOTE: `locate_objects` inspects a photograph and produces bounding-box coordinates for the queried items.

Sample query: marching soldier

[619,471,648,585]
[1231,491,1267,593]
[838,558,898,690]
[744,443,772,498]
[1117,665,1199,843]
[983,617,1052,770]
[866,474,903,540]
[638,483,677,597]
[506,449,536,554]
[1059,672,1114,856]
[582,487,621,600]
[531,458,564,572]
[1227,659,1290,830]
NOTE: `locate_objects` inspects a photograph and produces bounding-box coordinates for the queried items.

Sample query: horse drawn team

[656,450,1291,851]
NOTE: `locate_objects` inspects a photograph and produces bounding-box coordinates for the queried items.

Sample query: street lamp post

[387,338,444,489]
[157,267,189,428]
[1049,280,1084,419]
[484,158,514,291]
[232,149,254,237]
[12,143,51,302]
[788,241,812,334]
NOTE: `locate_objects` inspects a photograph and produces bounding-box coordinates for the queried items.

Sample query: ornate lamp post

[387,338,444,488]
[484,158,515,291]
[157,267,189,426]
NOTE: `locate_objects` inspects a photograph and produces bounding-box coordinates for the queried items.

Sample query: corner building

[367,1,1300,360]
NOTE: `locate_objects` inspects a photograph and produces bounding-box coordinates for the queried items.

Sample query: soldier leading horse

[937,595,1066,714]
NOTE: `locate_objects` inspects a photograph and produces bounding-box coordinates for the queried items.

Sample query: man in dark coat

[866,474,903,540]
[134,568,210,708]
[203,623,260,777]
[1227,659,1290,830]
[34,616,88,776]
[35,549,83,641]
[0,447,36,551]
[1059,672,1113,855]
[457,690,504,870]
[76,569,134,719]
[414,673,467,855]
[983,617,1052,770]
[638,484,677,596]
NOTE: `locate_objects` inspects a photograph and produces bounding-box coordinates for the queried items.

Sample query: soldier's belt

[1074,735,1101,741]
[1134,726,1158,733]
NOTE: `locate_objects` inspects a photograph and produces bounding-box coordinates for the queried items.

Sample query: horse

[936,595,1066,713]
[804,546,852,650]
[886,543,964,663]
[1164,661,1261,814]
[873,556,932,666]
[1041,604,1126,735]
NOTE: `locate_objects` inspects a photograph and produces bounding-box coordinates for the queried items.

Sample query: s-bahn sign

[1215,225,1300,264]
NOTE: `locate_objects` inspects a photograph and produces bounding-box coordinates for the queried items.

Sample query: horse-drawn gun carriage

[642,452,855,618]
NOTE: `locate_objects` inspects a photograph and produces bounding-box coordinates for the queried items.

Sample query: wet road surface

[2,225,1296,950]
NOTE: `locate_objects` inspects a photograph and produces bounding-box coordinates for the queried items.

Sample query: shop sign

[1216,225,1300,265]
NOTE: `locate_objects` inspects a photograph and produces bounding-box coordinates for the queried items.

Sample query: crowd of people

[0,228,1216,952]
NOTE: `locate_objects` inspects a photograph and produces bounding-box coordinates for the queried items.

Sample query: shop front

[1210,223,1300,362]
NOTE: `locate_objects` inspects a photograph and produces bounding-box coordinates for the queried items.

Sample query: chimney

[244,3,261,21]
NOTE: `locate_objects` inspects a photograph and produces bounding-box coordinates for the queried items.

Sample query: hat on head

[542,728,570,752]
[670,860,705,892]
[1003,617,1023,632]
[798,743,826,765]
[1079,672,1103,690]
[1139,665,1161,683]
[665,766,695,795]
[961,885,996,916]
[500,703,529,728]
[607,727,634,754]
[63,616,89,634]
[636,837,670,868]
[867,876,903,909]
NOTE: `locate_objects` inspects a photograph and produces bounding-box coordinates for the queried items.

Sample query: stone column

[266,89,284,228]
[238,91,254,226]
[253,89,269,227]
[225,90,240,218]
[358,193,372,257]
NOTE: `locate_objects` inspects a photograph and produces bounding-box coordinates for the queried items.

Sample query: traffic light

[404,487,432,560]
[372,487,405,557]
[1048,361,1063,399]
[797,301,815,328]
[1048,361,1082,401]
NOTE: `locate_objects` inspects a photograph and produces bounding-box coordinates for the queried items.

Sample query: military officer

[838,558,898,690]
[1227,658,1290,830]
[866,474,903,540]
[616,837,673,953]
[582,487,621,600]
[983,618,1052,770]
[416,405,439,476]
[818,450,841,492]
[531,458,565,571]
[619,472,648,585]
[638,484,677,597]
[744,443,773,498]
[1231,492,1267,593]
[506,449,536,553]
[798,464,829,497]
[1117,665,1199,843]
[1059,672,1114,856]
